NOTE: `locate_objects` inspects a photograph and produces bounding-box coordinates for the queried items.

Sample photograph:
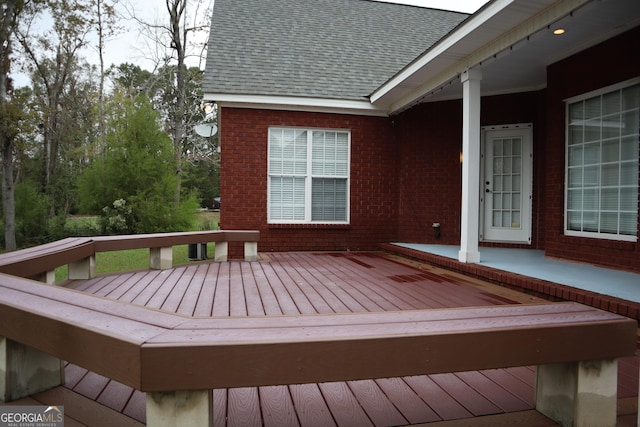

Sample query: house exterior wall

[218,108,399,256]
[544,27,640,273]
[395,100,462,245]
[217,28,638,273]
[394,91,546,248]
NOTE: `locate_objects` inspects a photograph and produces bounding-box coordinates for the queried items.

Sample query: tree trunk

[96,0,107,163]
[1,138,16,252]
[0,71,17,252]
[168,0,187,204]
[0,0,18,251]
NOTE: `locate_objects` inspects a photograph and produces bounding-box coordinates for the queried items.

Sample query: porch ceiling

[375,0,640,112]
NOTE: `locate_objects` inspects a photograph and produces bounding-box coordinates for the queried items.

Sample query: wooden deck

[8,251,640,426]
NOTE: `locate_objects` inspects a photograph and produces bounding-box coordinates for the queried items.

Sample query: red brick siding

[395,92,546,247]
[218,108,399,256]
[395,100,463,245]
[545,27,640,273]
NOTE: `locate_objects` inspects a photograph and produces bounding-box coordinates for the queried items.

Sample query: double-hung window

[565,79,639,241]
[268,127,350,224]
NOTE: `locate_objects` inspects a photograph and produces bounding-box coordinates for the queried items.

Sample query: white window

[565,79,639,241]
[268,128,350,224]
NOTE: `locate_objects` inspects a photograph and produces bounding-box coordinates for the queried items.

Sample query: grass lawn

[55,211,220,282]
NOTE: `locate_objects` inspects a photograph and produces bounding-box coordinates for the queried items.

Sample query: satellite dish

[194,123,218,137]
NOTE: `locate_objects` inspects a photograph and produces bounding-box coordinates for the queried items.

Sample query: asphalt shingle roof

[203,0,468,101]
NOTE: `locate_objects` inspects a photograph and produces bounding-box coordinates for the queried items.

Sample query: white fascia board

[370,0,515,104]
[204,94,388,117]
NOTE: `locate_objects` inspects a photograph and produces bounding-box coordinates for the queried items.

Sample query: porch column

[459,68,482,264]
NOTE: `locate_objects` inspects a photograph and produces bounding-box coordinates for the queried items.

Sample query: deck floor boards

[51,251,640,425]
[289,383,336,427]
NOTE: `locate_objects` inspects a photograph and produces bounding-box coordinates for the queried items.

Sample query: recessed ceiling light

[553,28,566,35]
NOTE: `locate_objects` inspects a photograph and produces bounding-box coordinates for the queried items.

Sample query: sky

[376,0,488,12]
[12,0,490,87]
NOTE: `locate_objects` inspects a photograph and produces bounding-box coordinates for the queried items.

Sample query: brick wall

[395,100,463,245]
[545,27,640,273]
[218,108,399,256]
[395,92,546,247]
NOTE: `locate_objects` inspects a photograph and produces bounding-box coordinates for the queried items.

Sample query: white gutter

[204,94,389,117]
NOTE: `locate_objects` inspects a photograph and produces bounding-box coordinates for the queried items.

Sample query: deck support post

[146,390,212,426]
[0,337,64,402]
[535,359,617,427]
[459,68,482,264]
[214,241,228,262]
[150,247,173,270]
[33,270,56,285]
[68,255,96,280]
[244,242,258,261]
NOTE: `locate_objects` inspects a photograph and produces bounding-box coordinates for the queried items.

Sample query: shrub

[100,199,135,234]
[78,93,197,234]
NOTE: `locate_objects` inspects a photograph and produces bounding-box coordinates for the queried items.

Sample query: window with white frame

[565,80,639,241]
[268,128,349,223]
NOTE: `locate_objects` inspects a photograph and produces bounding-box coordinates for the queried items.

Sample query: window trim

[267,126,351,225]
[563,77,639,242]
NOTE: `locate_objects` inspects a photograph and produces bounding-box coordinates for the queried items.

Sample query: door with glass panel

[481,126,532,243]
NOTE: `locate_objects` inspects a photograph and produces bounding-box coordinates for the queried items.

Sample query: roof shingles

[203,0,468,101]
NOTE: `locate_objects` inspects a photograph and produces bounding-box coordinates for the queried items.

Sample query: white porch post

[459,68,482,264]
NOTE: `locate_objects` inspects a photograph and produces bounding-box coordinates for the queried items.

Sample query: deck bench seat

[0,238,94,281]
[0,231,260,283]
[93,230,260,269]
[91,230,259,252]
[0,276,636,426]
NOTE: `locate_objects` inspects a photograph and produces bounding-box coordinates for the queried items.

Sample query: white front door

[481,125,533,244]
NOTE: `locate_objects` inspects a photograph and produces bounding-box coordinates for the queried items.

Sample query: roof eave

[205,94,389,117]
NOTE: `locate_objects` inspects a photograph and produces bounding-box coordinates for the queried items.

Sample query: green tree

[182,158,219,209]
[78,92,197,233]
[14,180,51,246]
[108,62,157,95]
[109,63,218,208]
[89,0,122,163]
[129,0,212,202]
[0,0,42,250]
[16,0,91,196]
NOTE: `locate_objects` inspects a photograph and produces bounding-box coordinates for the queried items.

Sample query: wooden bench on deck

[0,273,636,427]
[0,237,94,282]
[0,230,260,283]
